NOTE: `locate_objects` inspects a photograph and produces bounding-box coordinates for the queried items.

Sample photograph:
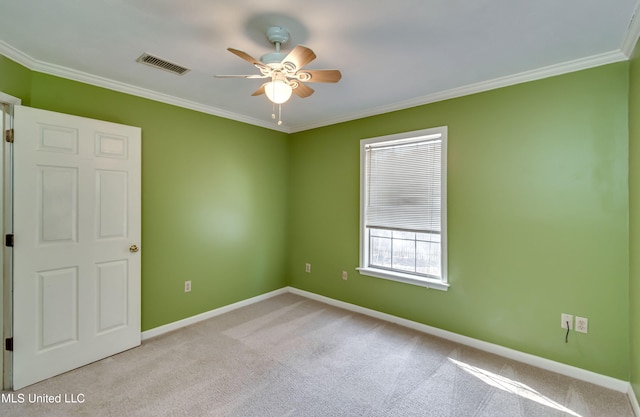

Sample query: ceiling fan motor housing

[266,26,290,45]
[261,52,287,65]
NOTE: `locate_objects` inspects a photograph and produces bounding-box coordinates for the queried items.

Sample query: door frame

[0,91,21,390]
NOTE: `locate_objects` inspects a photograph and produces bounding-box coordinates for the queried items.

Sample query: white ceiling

[0,0,638,132]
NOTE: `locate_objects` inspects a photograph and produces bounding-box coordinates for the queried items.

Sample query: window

[358,127,448,290]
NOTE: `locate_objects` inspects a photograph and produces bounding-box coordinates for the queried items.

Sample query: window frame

[358,127,448,291]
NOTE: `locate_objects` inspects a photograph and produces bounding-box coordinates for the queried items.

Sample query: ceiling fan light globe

[265,81,292,104]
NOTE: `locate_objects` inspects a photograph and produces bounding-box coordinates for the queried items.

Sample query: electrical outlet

[184,280,191,292]
[561,313,573,330]
[342,271,348,280]
[305,263,311,273]
[575,316,588,333]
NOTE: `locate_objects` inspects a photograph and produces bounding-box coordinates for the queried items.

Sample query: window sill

[357,267,449,291]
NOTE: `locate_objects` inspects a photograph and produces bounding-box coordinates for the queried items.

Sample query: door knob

[129,244,139,253]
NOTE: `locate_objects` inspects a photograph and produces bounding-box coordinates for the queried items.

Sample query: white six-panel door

[12,105,141,389]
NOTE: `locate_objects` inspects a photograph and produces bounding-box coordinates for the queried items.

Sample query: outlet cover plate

[561,313,573,330]
[575,316,588,333]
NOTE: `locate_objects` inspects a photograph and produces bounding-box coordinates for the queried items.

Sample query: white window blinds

[365,136,442,233]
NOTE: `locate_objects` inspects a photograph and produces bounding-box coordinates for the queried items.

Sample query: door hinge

[5,128,13,143]
[5,337,12,351]
[5,234,13,247]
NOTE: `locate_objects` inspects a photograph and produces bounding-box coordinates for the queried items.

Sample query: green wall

[629,39,640,398]
[0,56,31,103]
[0,56,290,331]
[0,53,635,381]
[288,63,631,379]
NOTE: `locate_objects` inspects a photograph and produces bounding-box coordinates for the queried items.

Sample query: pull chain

[271,102,283,125]
[268,80,284,125]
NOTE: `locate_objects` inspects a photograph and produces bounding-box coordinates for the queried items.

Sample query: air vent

[136,53,190,75]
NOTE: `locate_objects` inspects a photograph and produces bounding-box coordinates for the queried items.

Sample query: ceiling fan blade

[282,45,316,71]
[251,83,267,96]
[214,74,268,79]
[227,48,268,70]
[296,69,342,83]
[292,81,314,98]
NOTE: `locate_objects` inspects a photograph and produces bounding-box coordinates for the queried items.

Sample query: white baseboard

[629,385,640,417]
[286,287,632,395]
[140,285,634,405]
[140,287,288,340]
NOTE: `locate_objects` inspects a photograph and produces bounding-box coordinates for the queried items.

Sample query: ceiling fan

[215,26,342,125]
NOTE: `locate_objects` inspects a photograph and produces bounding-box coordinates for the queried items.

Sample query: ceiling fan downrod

[261,26,290,65]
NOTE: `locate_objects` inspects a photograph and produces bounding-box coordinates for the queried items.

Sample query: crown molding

[289,49,628,132]
[0,40,290,133]
[0,41,38,69]
[0,40,629,135]
[621,0,640,57]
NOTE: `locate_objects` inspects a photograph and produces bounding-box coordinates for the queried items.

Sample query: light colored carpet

[0,293,635,416]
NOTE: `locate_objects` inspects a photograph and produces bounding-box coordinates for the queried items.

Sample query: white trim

[140,287,288,340]
[0,92,20,105]
[289,50,628,132]
[359,127,448,290]
[621,1,640,57]
[286,287,631,394]
[0,41,290,134]
[0,41,39,71]
[0,40,628,134]
[629,385,640,417]
[356,267,449,291]
[140,286,632,396]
